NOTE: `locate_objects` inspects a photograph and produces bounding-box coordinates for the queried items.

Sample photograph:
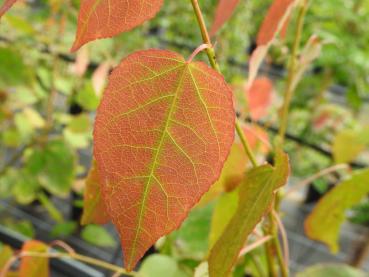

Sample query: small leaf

[71,0,164,51]
[256,0,296,46]
[26,139,75,197]
[0,0,17,19]
[81,225,115,247]
[246,77,274,120]
[19,240,49,277]
[305,169,369,253]
[94,49,235,270]
[208,151,290,277]
[139,254,179,277]
[50,221,77,238]
[210,0,240,36]
[332,130,365,164]
[76,82,100,111]
[81,162,110,225]
[296,263,366,277]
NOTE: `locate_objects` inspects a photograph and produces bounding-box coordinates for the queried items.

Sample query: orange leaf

[256,0,296,46]
[246,77,273,120]
[81,161,110,225]
[0,0,17,18]
[71,0,164,52]
[243,124,270,153]
[210,0,240,36]
[92,61,112,96]
[94,49,235,270]
[19,240,49,277]
[70,46,90,77]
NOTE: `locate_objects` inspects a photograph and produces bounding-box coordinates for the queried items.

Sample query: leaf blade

[208,151,290,277]
[210,0,240,36]
[71,0,164,51]
[0,0,17,19]
[94,49,235,270]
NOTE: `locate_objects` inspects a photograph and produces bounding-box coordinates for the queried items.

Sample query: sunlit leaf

[81,162,110,225]
[71,0,164,51]
[94,49,235,270]
[305,169,369,253]
[0,47,31,87]
[19,240,49,277]
[208,151,290,277]
[296,263,366,277]
[76,82,100,111]
[210,0,240,36]
[81,225,115,247]
[139,254,181,277]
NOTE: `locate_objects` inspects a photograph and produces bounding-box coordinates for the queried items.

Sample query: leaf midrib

[128,63,187,267]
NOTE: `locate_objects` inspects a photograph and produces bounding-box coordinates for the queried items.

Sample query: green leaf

[13,170,40,204]
[305,169,369,253]
[332,130,366,164]
[4,220,35,238]
[0,47,32,87]
[76,82,100,111]
[25,139,75,197]
[208,189,238,249]
[81,225,115,247]
[1,128,22,147]
[296,263,366,277]
[50,222,77,238]
[208,151,290,277]
[139,254,182,277]
[0,244,13,268]
[172,203,213,260]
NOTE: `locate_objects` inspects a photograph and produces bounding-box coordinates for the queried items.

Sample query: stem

[190,0,257,167]
[0,251,135,277]
[277,0,309,145]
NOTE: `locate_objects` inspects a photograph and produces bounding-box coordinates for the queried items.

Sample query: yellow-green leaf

[19,240,49,277]
[208,151,290,277]
[305,169,369,253]
[332,130,366,164]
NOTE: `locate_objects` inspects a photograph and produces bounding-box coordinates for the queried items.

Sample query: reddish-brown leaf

[81,161,110,225]
[94,49,235,270]
[0,0,17,19]
[257,0,296,45]
[246,77,274,120]
[210,0,240,36]
[71,0,164,52]
[19,240,49,277]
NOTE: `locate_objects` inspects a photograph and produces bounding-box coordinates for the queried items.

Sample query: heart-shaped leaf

[94,49,235,270]
[71,0,164,51]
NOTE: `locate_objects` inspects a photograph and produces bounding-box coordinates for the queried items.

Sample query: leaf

[76,82,100,111]
[139,254,180,277]
[198,143,246,206]
[19,240,49,277]
[296,263,366,277]
[209,189,238,249]
[71,0,164,51]
[50,221,77,238]
[210,0,240,36]
[304,169,369,253]
[0,47,31,87]
[172,203,214,260]
[81,162,110,225]
[256,0,296,46]
[246,77,274,120]
[247,0,297,87]
[0,0,17,19]
[0,244,13,268]
[94,49,235,270]
[26,139,75,197]
[332,130,365,164]
[208,151,290,277]
[81,225,116,247]
[70,46,90,77]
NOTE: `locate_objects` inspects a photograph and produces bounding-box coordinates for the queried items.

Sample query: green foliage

[81,225,115,248]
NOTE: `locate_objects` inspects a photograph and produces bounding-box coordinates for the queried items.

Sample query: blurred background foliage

[0,0,369,275]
